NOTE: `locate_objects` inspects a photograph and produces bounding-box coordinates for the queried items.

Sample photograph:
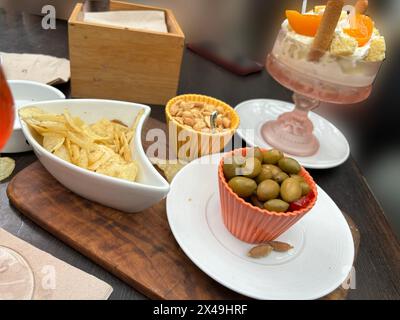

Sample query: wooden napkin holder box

[68,1,185,105]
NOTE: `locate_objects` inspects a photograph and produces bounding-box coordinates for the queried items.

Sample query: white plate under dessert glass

[2,80,65,153]
[234,99,350,169]
[166,153,354,300]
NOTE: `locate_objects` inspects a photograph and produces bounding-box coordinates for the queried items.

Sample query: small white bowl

[19,99,170,213]
[2,80,66,153]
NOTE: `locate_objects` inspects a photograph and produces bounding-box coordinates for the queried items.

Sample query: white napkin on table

[0,52,70,85]
[83,10,168,33]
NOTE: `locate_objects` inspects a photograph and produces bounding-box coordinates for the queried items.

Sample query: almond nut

[182,111,193,118]
[216,106,225,114]
[183,117,195,126]
[193,119,206,131]
[170,103,179,116]
[171,99,232,133]
[268,241,293,252]
[204,116,211,128]
[248,244,273,258]
[222,117,231,129]
[174,117,183,124]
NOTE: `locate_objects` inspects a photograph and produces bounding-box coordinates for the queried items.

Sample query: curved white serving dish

[19,99,169,213]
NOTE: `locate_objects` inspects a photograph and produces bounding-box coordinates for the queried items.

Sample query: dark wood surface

[0,11,400,300]
[6,117,360,300]
[7,162,242,300]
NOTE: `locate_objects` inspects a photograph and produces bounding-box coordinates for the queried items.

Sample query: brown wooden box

[68,1,185,105]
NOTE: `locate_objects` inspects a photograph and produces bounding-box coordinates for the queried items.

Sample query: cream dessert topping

[281,6,385,62]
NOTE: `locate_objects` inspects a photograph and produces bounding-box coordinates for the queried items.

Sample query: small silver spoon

[210,111,218,133]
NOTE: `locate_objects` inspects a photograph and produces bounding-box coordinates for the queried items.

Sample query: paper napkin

[0,228,113,300]
[83,10,168,33]
[0,52,70,85]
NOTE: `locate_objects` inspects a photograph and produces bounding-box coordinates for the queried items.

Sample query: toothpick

[343,4,357,28]
[301,0,308,14]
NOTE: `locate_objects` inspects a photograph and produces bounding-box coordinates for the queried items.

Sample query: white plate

[2,80,65,153]
[234,99,350,169]
[167,153,354,300]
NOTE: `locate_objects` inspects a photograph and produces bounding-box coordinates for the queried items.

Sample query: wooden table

[0,11,399,300]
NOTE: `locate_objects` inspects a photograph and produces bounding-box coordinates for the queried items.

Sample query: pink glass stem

[261,93,320,157]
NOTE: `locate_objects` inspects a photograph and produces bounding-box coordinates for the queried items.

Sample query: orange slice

[344,14,374,47]
[286,10,322,37]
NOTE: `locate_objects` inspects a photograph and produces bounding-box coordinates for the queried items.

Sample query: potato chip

[67,131,93,150]
[31,120,67,132]
[65,138,72,158]
[113,133,120,153]
[63,111,83,133]
[25,122,50,135]
[96,162,138,182]
[53,144,71,163]
[31,114,65,123]
[88,145,115,171]
[42,133,65,153]
[88,148,104,165]
[0,157,16,182]
[156,160,187,183]
[20,107,144,183]
[70,143,81,164]
[90,119,114,137]
[119,132,132,162]
[18,107,45,119]
[77,148,89,169]
[126,109,144,144]
[83,128,109,142]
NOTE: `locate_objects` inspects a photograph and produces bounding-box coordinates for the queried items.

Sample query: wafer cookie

[308,0,344,61]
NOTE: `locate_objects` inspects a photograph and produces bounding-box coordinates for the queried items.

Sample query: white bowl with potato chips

[19,99,169,213]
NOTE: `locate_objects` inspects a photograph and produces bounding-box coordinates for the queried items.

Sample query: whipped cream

[281,10,380,61]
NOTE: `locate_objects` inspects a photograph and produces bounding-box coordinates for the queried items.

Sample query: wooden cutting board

[6,118,360,300]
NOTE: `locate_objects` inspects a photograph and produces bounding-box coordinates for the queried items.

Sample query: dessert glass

[262,28,383,157]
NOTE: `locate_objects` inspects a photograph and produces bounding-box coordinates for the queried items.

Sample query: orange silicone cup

[218,148,318,244]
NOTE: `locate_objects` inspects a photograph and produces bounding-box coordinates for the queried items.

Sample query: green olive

[262,149,284,165]
[278,157,301,174]
[251,195,265,209]
[256,179,280,202]
[273,171,289,184]
[300,181,311,196]
[239,158,262,178]
[255,165,274,184]
[223,155,246,179]
[228,177,257,198]
[223,163,238,180]
[280,178,302,203]
[264,199,290,213]
[263,164,282,177]
[290,174,305,183]
[247,147,264,163]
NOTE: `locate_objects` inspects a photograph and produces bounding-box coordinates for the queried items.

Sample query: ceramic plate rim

[234,99,350,169]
